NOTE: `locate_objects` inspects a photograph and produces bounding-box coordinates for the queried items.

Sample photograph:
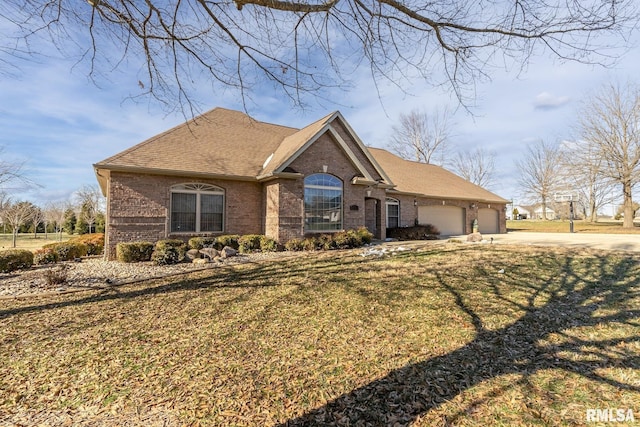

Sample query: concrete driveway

[469,231,640,253]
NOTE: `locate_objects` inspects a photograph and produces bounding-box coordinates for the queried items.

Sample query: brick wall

[286,132,377,238]
[263,178,304,242]
[105,172,263,259]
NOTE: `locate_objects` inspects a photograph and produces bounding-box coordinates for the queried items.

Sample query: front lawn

[507,219,640,234]
[0,232,72,251]
[1,244,638,426]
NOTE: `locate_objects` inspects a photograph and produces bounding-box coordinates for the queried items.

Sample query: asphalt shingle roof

[95,107,298,178]
[368,147,509,203]
[95,107,508,204]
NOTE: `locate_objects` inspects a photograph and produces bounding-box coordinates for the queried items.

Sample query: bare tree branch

[0,0,636,112]
[578,81,640,228]
[516,139,563,219]
[388,107,453,165]
[451,146,497,189]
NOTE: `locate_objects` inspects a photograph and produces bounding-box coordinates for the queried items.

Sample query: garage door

[418,205,464,235]
[478,208,499,234]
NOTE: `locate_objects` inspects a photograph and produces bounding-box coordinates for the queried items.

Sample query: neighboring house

[510,206,532,220]
[533,205,557,220]
[94,108,508,259]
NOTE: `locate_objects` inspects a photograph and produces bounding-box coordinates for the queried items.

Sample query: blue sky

[1,21,639,210]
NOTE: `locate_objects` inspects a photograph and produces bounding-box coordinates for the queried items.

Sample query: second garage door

[478,208,499,234]
[418,205,465,235]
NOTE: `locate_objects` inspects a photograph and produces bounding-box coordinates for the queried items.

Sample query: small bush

[0,249,34,273]
[70,233,105,255]
[116,241,155,263]
[333,230,357,249]
[188,236,217,250]
[152,239,187,265]
[318,234,337,250]
[34,247,60,265]
[302,237,319,251]
[355,227,374,245]
[386,225,440,241]
[259,235,278,252]
[44,265,68,286]
[238,234,262,253]
[284,238,305,251]
[43,242,88,261]
[215,235,240,250]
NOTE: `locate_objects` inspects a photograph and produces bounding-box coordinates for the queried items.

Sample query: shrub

[42,242,88,261]
[215,235,240,250]
[0,249,34,273]
[188,236,217,250]
[238,234,262,253]
[333,230,357,249]
[70,233,105,255]
[152,239,187,265]
[355,227,374,245]
[44,265,68,286]
[34,247,60,265]
[116,241,155,263]
[284,238,305,251]
[259,235,278,252]
[386,225,440,241]
[317,234,337,250]
[302,237,319,251]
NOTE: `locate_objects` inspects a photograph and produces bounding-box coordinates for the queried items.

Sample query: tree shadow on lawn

[0,251,384,320]
[280,252,640,426]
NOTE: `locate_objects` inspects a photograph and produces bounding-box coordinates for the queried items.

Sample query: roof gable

[259,111,393,186]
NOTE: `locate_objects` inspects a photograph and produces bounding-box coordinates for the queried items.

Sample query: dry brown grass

[508,220,640,234]
[0,233,72,252]
[1,245,638,426]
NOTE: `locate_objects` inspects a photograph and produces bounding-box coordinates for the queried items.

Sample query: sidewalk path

[468,231,640,253]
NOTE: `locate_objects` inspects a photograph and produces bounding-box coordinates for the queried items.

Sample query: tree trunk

[589,189,597,222]
[622,181,635,228]
[12,230,17,248]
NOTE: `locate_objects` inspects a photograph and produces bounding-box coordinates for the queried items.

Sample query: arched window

[170,183,224,233]
[386,197,400,228]
[304,174,343,232]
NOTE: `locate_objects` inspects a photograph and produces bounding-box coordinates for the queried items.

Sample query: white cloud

[533,92,571,110]
[1,22,640,206]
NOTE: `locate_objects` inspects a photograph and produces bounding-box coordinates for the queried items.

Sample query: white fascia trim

[331,112,395,186]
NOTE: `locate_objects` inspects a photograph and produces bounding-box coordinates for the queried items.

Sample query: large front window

[304,174,343,232]
[171,183,224,232]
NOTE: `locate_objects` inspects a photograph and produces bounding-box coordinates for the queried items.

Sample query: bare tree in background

[44,201,69,241]
[0,200,35,248]
[578,82,640,228]
[75,185,105,235]
[0,192,9,234]
[389,108,452,165]
[516,140,563,220]
[0,0,636,112]
[0,147,29,191]
[30,205,45,239]
[558,139,616,222]
[451,147,497,189]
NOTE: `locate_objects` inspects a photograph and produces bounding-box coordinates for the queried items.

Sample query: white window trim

[386,197,400,228]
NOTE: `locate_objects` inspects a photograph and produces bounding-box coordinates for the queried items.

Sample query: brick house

[94,107,508,259]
